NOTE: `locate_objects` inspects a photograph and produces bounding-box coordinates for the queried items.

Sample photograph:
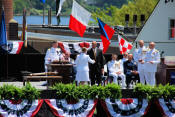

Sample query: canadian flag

[118,35,133,54]
[69,0,91,37]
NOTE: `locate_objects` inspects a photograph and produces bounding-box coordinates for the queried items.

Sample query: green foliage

[104,83,121,99]
[52,83,78,100]
[22,83,40,100]
[0,84,23,100]
[76,85,91,99]
[13,0,130,16]
[52,83,121,100]
[0,83,40,100]
[161,84,175,99]
[134,83,175,100]
[92,0,159,26]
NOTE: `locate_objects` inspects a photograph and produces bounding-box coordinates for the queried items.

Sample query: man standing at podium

[44,41,63,72]
[87,41,105,85]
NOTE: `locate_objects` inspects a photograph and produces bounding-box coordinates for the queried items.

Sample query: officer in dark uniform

[124,54,139,88]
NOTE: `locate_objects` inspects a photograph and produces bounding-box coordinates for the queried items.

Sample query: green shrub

[0,83,40,100]
[22,83,40,100]
[134,83,167,100]
[52,83,78,100]
[52,83,121,100]
[76,85,91,99]
[103,83,121,99]
[0,84,23,100]
[161,84,175,99]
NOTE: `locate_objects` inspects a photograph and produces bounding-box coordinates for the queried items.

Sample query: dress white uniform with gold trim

[134,46,148,84]
[44,47,63,71]
[144,48,160,86]
[107,60,126,87]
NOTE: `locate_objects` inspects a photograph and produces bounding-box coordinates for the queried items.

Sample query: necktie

[94,49,96,60]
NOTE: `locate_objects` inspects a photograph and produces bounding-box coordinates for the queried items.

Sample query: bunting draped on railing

[159,99,175,117]
[0,99,174,117]
[0,41,23,54]
[58,42,103,54]
[0,100,43,117]
[45,99,98,117]
[101,98,148,117]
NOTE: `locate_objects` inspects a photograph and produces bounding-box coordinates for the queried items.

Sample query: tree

[91,0,159,26]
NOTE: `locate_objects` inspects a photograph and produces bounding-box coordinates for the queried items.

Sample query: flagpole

[43,3,45,26]
[56,0,60,25]
[1,5,8,80]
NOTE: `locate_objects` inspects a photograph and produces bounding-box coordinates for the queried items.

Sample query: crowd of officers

[44,40,160,88]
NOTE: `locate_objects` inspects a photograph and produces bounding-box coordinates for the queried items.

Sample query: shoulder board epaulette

[147,48,151,51]
[154,49,159,52]
[142,48,148,52]
[56,48,61,51]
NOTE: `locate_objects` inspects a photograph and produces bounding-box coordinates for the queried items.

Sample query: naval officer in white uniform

[44,41,63,72]
[144,42,160,86]
[107,54,126,88]
[134,40,148,84]
[75,47,95,85]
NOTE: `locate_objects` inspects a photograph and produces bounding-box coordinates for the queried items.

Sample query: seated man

[44,41,64,72]
[107,54,126,88]
[121,52,128,64]
[124,54,139,88]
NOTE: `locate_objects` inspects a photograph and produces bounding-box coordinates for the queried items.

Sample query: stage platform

[0,81,48,90]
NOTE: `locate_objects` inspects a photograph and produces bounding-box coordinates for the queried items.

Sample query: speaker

[125,14,129,22]
[141,14,145,22]
[133,15,137,22]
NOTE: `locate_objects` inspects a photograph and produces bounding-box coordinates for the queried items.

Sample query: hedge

[0,83,175,100]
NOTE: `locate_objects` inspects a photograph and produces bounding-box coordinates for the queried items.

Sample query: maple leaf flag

[69,0,91,37]
[118,35,133,54]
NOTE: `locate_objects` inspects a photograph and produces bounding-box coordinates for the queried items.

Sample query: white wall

[136,0,175,56]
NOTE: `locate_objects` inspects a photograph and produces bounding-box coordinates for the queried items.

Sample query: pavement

[0,81,48,90]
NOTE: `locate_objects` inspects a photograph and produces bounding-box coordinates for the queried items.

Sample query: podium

[156,57,175,85]
[156,58,167,85]
[47,61,73,84]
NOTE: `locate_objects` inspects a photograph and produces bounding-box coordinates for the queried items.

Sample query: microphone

[160,51,164,58]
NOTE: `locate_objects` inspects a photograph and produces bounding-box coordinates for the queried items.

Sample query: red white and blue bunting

[58,42,103,54]
[0,98,174,117]
[0,99,43,117]
[159,99,175,117]
[0,41,23,54]
[45,99,98,117]
[101,98,148,117]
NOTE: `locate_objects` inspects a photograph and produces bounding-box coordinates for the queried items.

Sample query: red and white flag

[69,0,91,37]
[118,35,133,54]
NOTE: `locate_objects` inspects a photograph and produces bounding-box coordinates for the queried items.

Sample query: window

[169,19,175,40]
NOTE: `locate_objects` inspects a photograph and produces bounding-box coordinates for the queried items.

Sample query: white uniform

[134,46,147,84]
[144,48,160,86]
[75,53,95,83]
[107,60,126,87]
[44,47,63,71]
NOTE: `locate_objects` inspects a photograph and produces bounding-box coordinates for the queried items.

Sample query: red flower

[120,98,133,104]
[9,99,22,104]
